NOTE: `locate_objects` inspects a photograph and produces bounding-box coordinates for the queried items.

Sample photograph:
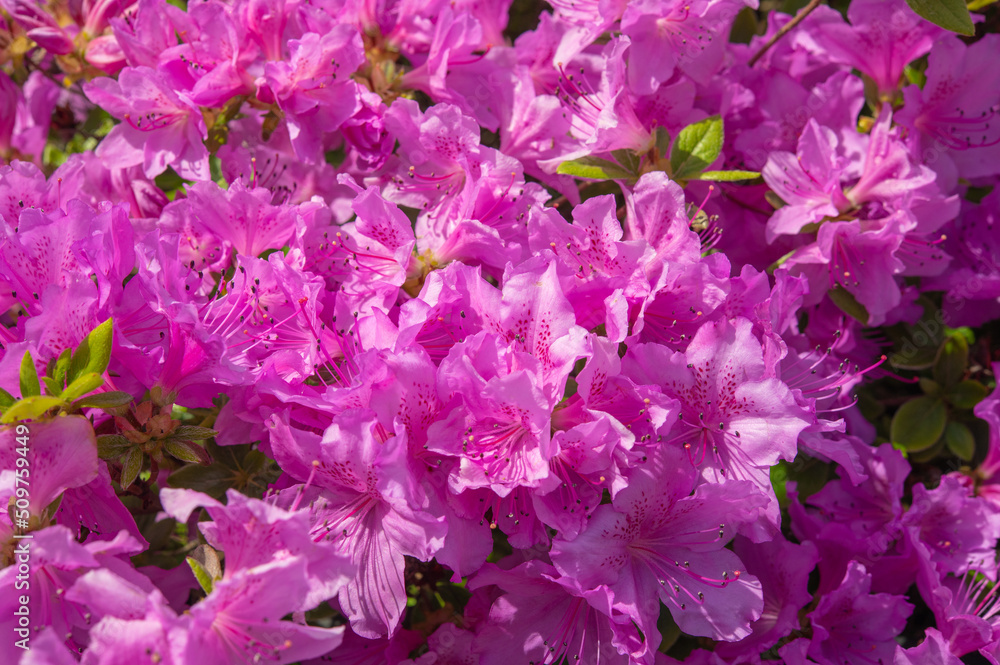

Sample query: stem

[748,0,825,68]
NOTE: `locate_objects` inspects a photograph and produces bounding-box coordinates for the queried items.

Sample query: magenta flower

[471,560,639,664]
[903,475,1000,578]
[83,66,210,180]
[714,535,820,659]
[811,0,944,96]
[259,27,365,163]
[180,557,345,664]
[622,0,756,95]
[160,488,353,609]
[428,331,557,496]
[0,416,99,525]
[268,409,446,638]
[623,317,810,525]
[806,561,913,665]
[896,35,1000,182]
[550,443,766,644]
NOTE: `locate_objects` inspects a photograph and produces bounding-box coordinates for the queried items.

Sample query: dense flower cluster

[2,0,1000,662]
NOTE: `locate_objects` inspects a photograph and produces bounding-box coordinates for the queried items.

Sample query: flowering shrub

[3,0,1000,662]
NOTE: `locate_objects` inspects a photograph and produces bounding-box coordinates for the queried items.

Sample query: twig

[748,0,825,68]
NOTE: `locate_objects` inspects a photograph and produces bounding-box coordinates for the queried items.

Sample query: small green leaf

[556,156,633,181]
[764,191,787,209]
[167,464,234,499]
[171,426,219,441]
[828,287,870,325]
[919,378,943,398]
[20,351,40,398]
[68,318,113,384]
[120,446,144,490]
[60,372,104,403]
[52,348,71,392]
[209,155,228,188]
[770,462,789,508]
[909,435,947,464]
[186,556,215,595]
[969,0,999,11]
[903,63,927,88]
[42,376,62,397]
[610,149,641,176]
[905,0,975,36]
[786,456,832,501]
[933,334,968,388]
[945,421,976,461]
[692,170,761,182]
[73,391,134,410]
[891,396,948,452]
[729,5,759,44]
[0,387,15,408]
[670,116,724,180]
[164,439,211,465]
[0,395,65,423]
[948,380,990,410]
[655,127,671,158]
[154,167,187,195]
[168,440,278,499]
[948,326,975,345]
[96,434,133,460]
[190,543,223,581]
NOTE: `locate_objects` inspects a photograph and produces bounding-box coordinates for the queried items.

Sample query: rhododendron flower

[83,67,210,180]
[550,444,766,645]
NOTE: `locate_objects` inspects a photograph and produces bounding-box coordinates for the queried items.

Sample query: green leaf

[692,170,762,182]
[556,156,632,181]
[785,456,832,501]
[120,446,144,490]
[154,167,187,195]
[52,348,71,392]
[41,376,62,397]
[891,396,948,452]
[909,435,947,464]
[168,440,277,499]
[0,395,65,423]
[948,380,990,410]
[729,6,759,44]
[19,351,40,398]
[670,116,724,180]
[166,464,234,499]
[73,391,134,410]
[655,127,671,158]
[163,439,211,465]
[764,191,786,210]
[96,434,133,460]
[945,421,976,461]
[190,543,223,581]
[919,378,943,398]
[68,318,114,384]
[186,556,215,595]
[886,301,949,371]
[60,372,104,403]
[770,462,789,508]
[933,334,968,388]
[171,425,219,441]
[610,149,641,176]
[905,0,975,36]
[209,155,227,189]
[0,387,15,408]
[828,287,870,325]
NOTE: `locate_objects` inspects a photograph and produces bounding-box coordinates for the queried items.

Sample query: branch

[748,0,825,68]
